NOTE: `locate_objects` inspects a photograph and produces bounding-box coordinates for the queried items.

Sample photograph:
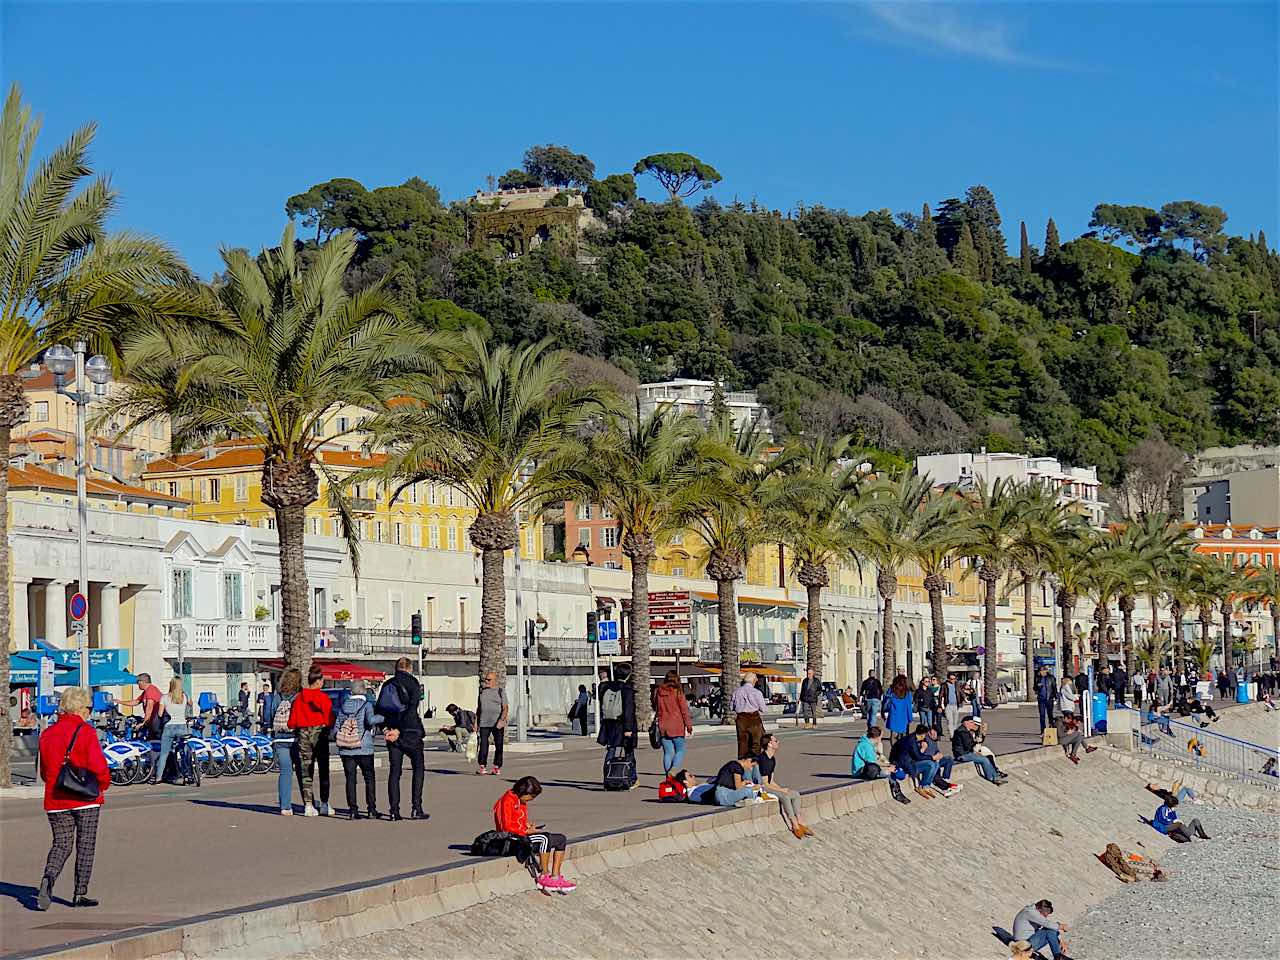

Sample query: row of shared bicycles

[95,703,276,787]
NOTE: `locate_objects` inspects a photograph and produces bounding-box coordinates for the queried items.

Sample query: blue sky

[4,1,1276,278]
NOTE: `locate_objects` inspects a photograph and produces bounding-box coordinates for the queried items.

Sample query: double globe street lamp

[42,341,112,687]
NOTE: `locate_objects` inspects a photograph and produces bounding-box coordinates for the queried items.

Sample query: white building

[915,451,1107,526]
[638,379,771,432]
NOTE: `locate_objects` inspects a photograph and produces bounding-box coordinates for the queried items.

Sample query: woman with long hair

[152,676,193,784]
[652,670,692,775]
[267,668,302,815]
[288,665,334,816]
[882,674,914,747]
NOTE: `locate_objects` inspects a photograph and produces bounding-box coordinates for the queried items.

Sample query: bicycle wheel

[199,754,223,778]
[254,746,273,774]
[133,753,155,784]
[110,763,131,785]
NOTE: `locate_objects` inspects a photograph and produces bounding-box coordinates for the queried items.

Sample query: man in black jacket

[380,657,426,820]
[799,668,821,727]
[596,664,638,788]
[1111,665,1128,707]
[951,715,1005,784]
[859,672,883,735]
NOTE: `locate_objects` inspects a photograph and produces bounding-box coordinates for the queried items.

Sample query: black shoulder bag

[56,724,101,801]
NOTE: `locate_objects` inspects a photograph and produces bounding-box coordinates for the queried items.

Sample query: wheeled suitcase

[603,754,637,790]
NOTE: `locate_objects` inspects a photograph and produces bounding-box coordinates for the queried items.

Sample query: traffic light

[586,610,598,643]
[411,611,423,646]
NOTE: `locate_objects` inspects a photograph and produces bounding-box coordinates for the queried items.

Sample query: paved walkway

[0,706,1045,958]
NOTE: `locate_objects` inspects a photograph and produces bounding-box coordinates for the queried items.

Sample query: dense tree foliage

[281,163,1280,489]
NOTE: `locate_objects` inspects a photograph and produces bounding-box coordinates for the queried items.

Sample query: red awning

[260,659,386,682]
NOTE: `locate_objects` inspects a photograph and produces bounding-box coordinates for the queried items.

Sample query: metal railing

[317,628,595,662]
[698,641,794,664]
[1132,707,1279,791]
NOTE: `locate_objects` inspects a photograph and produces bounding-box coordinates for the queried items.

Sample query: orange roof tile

[8,465,190,505]
[145,444,386,475]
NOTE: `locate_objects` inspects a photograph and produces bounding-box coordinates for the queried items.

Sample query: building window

[526,526,535,557]
[171,568,193,618]
[429,525,440,549]
[265,516,276,530]
[168,482,178,498]
[207,478,220,503]
[336,416,350,433]
[447,526,458,550]
[576,503,592,521]
[375,521,384,543]
[151,420,165,439]
[410,524,421,547]
[310,516,320,534]
[1252,552,1261,566]
[407,483,417,504]
[578,528,591,547]
[446,486,455,507]
[427,484,437,506]
[1267,554,1274,567]
[601,527,618,549]
[599,504,612,519]
[234,475,248,502]
[669,531,683,545]
[671,566,685,577]
[31,400,48,422]
[394,522,404,545]
[223,571,243,620]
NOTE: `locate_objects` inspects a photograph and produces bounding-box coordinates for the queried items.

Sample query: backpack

[470,830,532,861]
[600,686,623,722]
[376,679,405,718]
[335,707,363,749]
[271,695,293,734]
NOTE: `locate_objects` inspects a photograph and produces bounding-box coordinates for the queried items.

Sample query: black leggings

[856,762,882,780]
[341,754,377,813]
[478,726,505,768]
[527,832,567,855]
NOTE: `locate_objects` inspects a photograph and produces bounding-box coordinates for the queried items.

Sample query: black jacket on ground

[595,680,637,749]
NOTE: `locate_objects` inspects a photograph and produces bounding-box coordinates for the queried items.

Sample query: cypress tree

[1044,217,1061,258]
[1020,221,1033,272]
[972,223,994,281]
[1260,229,1268,252]
[954,223,979,279]
[920,203,939,249]
[710,378,729,426]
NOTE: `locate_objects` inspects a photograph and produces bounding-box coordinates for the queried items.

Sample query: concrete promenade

[0,706,1048,958]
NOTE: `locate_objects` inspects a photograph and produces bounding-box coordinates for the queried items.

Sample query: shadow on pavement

[0,881,64,911]
[188,799,282,816]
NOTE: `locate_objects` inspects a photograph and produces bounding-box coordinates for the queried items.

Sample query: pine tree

[1260,229,1269,253]
[920,203,939,249]
[710,378,729,426]
[1044,218,1061,258]
[972,223,994,281]
[954,223,979,279]
[1020,221,1033,272]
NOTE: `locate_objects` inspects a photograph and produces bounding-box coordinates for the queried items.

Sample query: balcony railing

[318,627,595,662]
[162,619,277,655]
[697,641,794,664]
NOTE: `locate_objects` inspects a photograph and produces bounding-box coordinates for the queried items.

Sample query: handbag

[648,719,661,750]
[56,724,101,801]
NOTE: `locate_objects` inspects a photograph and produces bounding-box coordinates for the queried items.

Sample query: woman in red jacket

[36,686,110,910]
[493,776,575,892]
[288,665,334,816]
[652,670,693,776]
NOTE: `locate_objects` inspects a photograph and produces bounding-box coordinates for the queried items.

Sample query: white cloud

[861,2,1065,69]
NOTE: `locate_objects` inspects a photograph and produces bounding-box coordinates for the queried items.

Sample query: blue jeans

[274,742,294,811]
[911,758,939,788]
[936,756,955,783]
[1038,700,1054,732]
[154,723,189,781]
[919,708,934,730]
[1028,926,1062,958]
[714,784,756,806]
[956,751,999,782]
[660,735,686,774]
[864,699,880,732]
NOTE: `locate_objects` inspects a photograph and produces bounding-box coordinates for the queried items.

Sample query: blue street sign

[598,620,618,643]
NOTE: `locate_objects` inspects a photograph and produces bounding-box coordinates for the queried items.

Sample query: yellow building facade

[142,442,543,558]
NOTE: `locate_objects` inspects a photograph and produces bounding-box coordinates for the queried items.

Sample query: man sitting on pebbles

[1011,899,1071,960]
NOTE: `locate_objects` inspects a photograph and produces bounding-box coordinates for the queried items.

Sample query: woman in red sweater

[36,687,110,910]
[493,776,575,892]
[288,665,333,816]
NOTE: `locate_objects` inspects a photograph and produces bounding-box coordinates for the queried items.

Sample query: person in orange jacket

[493,776,576,892]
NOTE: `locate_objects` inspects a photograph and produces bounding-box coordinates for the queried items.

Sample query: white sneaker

[303,805,319,817]
[280,808,293,816]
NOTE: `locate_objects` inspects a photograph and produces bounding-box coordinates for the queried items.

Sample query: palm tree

[964,478,1023,704]
[1215,567,1252,676]
[855,472,936,681]
[908,485,966,680]
[1048,529,1095,678]
[1242,564,1280,666]
[1084,531,1140,675]
[367,333,611,684]
[583,402,709,725]
[0,84,196,788]
[1187,558,1226,674]
[1135,630,1170,673]
[112,225,452,673]
[1005,484,1073,699]
[1162,551,1204,670]
[1125,516,1192,680]
[683,415,782,721]
[1190,637,1215,677]
[769,435,867,683]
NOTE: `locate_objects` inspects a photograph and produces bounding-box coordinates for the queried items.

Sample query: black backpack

[470,830,532,861]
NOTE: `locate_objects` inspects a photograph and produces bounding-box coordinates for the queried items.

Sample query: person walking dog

[35,687,110,910]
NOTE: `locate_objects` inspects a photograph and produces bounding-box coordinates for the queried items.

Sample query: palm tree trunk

[982,573,998,705]
[274,501,312,674]
[1022,574,1035,702]
[924,574,947,679]
[0,421,12,789]
[1171,600,1184,669]
[1094,604,1110,672]
[1121,597,1136,679]
[716,575,740,723]
[804,583,823,679]
[881,594,895,678]
[1272,605,1279,664]
[629,555,652,728]
[1221,603,1234,675]
[469,512,517,684]
[1199,614,1211,671]
[1059,597,1075,677]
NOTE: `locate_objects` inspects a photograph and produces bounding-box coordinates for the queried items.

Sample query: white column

[44,580,67,646]
[12,577,31,650]
[100,584,122,650]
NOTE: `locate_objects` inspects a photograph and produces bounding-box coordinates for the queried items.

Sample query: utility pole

[513,508,527,743]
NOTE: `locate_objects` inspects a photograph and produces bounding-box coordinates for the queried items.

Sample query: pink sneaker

[545,875,577,892]
[489,766,501,776]
[474,767,486,775]
[535,873,555,890]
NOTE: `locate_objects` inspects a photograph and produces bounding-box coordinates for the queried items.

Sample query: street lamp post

[43,342,111,688]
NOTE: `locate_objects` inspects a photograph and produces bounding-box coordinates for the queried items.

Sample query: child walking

[493,776,576,892]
